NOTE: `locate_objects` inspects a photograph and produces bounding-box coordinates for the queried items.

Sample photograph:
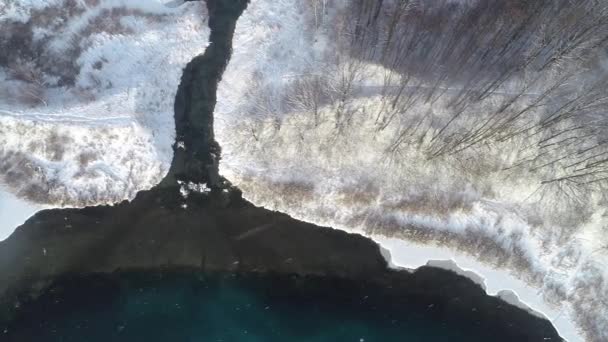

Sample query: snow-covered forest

[216,1,608,341]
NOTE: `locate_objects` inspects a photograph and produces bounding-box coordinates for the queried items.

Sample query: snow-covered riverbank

[0,187,43,241]
[215,1,608,341]
[223,169,596,342]
[0,0,209,206]
[374,236,580,342]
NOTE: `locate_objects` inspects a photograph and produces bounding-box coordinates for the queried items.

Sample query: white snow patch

[215,1,607,341]
[0,0,210,207]
[0,187,45,241]
[178,180,211,199]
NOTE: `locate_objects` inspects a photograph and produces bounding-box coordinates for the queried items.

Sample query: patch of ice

[214,1,607,341]
[0,186,44,241]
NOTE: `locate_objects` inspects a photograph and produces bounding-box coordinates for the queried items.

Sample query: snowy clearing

[0,0,209,209]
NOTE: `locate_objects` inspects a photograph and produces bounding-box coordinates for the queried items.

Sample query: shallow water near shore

[2,271,536,342]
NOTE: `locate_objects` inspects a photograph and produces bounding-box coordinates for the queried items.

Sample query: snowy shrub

[16,83,47,107]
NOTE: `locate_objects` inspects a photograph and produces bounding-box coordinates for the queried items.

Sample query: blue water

[3,272,534,342]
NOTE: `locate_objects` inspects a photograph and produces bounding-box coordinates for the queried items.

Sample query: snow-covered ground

[0,0,209,209]
[0,187,44,241]
[216,1,608,341]
[1,0,607,341]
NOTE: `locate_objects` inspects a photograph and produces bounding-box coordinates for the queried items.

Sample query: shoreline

[0,187,45,242]
[231,187,581,341]
[0,188,562,341]
[373,236,580,342]
[1,267,560,342]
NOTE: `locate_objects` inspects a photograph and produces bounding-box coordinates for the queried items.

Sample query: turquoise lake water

[2,272,546,342]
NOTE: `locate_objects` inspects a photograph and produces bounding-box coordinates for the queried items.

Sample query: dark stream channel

[0,0,562,341]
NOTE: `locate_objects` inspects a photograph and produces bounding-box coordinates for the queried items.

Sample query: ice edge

[372,235,581,342]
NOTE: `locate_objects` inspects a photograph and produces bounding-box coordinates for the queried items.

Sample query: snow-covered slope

[216,1,608,341]
[0,0,209,208]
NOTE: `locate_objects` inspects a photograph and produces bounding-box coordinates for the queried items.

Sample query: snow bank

[375,236,579,341]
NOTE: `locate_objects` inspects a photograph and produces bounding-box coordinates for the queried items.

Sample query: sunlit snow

[0,0,209,208]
